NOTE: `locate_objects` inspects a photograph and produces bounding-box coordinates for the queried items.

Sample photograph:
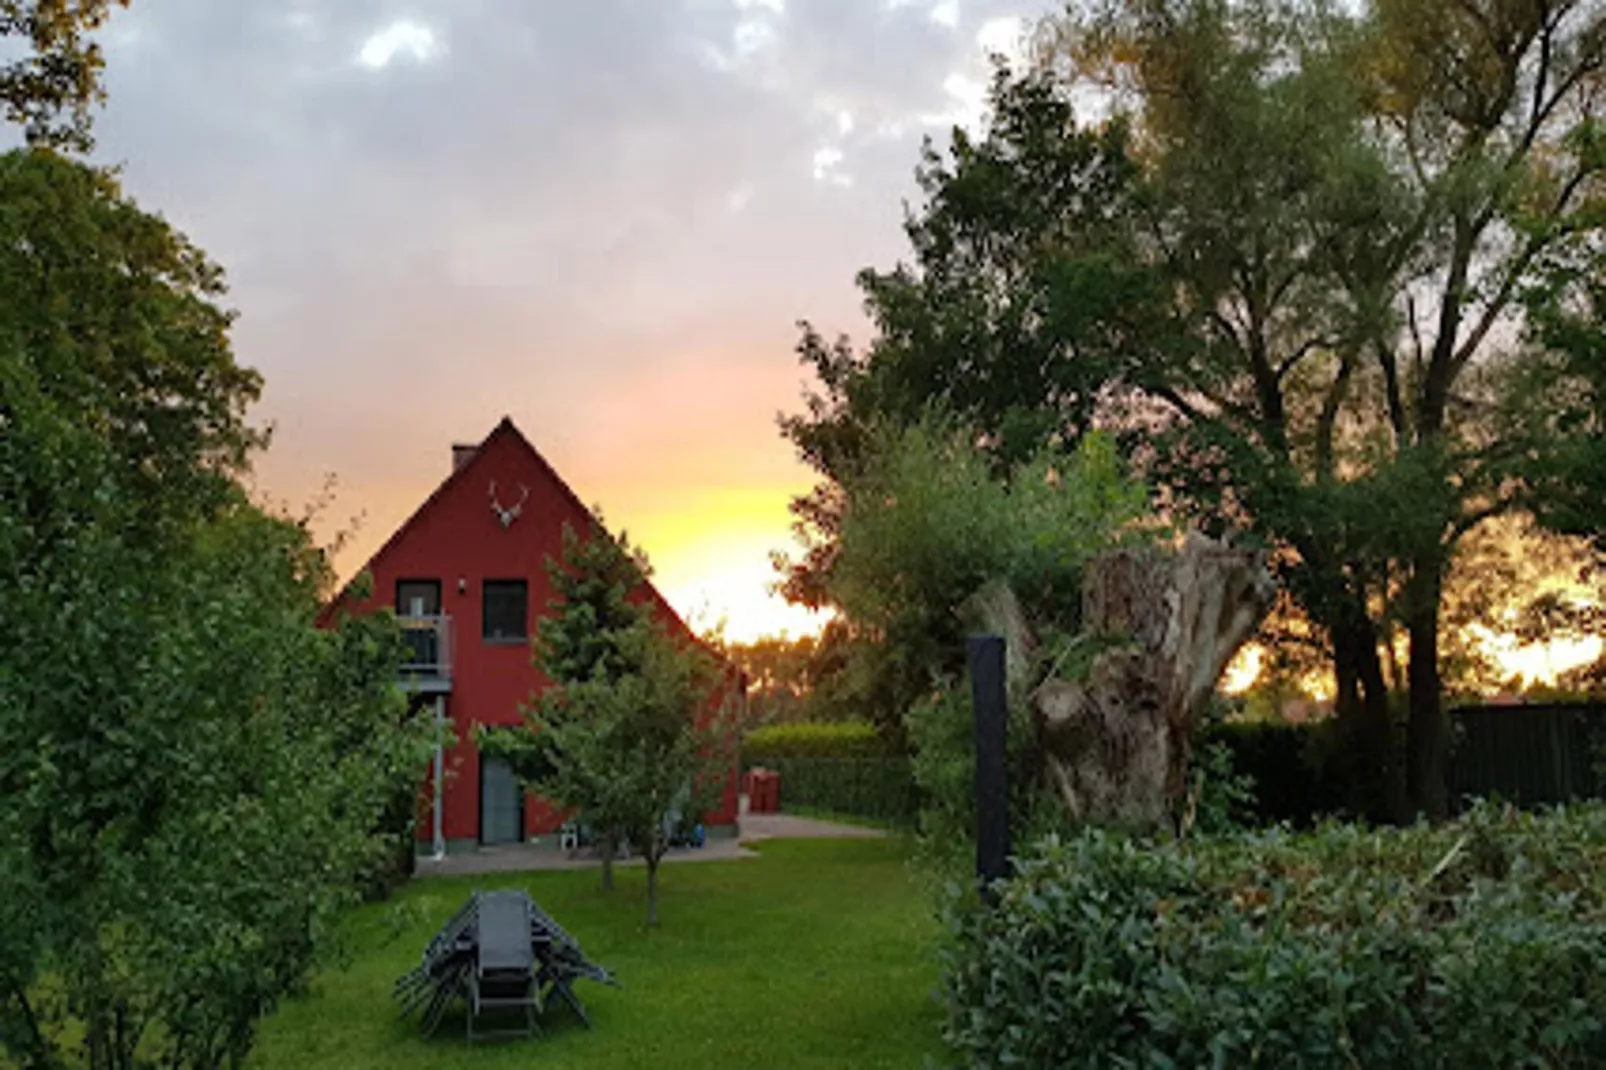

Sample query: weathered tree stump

[970,534,1274,830]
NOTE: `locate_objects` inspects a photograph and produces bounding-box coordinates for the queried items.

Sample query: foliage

[941,803,1606,1069]
[1,1,129,150]
[1180,736,1258,837]
[480,521,652,874]
[782,0,1606,821]
[722,632,831,725]
[1205,719,1351,827]
[481,522,736,927]
[805,417,1147,865]
[0,148,430,1068]
[1439,517,1605,697]
[905,685,1072,876]
[824,417,1147,743]
[1507,122,1606,556]
[741,720,891,763]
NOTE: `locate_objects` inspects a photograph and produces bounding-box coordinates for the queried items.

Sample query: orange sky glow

[71,2,1598,670]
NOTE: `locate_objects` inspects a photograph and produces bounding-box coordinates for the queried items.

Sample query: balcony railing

[399,614,453,692]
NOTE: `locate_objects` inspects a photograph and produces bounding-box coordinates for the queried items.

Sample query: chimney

[452,444,478,473]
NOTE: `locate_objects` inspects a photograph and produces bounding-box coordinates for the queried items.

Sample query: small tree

[481,522,654,890]
[573,622,731,928]
[483,523,734,925]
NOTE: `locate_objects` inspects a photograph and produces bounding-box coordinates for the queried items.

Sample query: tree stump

[970,534,1274,830]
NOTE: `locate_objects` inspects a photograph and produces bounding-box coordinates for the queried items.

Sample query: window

[395,579,443,670]
[482,580,528,642]
[396,579,441,618]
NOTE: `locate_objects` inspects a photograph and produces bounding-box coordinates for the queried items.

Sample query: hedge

[761,756,918,825]
[742,720,892,763]
[941,803,1606,1069]
[1208,705,1606,827]
[1204,719,1348,826]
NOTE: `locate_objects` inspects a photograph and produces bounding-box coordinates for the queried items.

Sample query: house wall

[341,423,739,849]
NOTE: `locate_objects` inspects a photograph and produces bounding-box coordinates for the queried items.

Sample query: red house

[329,417,740,855]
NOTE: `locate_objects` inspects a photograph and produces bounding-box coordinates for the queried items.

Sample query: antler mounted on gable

[488,480,530,528]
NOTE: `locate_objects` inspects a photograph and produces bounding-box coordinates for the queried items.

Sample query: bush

[1206,719,1349,826]
[743,720,892,763]
[907,685,1071,874]
[766,757,919,824]
[941,803,1606,1069]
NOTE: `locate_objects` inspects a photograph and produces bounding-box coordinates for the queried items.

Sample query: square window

[482,580,528,642]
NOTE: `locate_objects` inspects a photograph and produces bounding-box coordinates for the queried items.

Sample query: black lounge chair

[394,890,617,1041]
[468,892,540,1041]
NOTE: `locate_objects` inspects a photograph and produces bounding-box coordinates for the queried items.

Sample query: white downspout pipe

[432,693,445,860]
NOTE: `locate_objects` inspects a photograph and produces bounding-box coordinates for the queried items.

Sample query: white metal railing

[398,614,453,683]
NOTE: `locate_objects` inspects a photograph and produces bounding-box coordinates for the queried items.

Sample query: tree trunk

[600,833,615,892]
[973,534,1275,830]
[9,985,52,1069]
[1406,565,1448,820]
[646,857,660,929]
[1330,609,1404,822]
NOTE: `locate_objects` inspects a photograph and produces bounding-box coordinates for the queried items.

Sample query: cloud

[811,144,852,186]
[356,19,443,70]
[75,0,1060,628]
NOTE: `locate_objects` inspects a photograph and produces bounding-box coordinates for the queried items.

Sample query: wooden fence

[1449,703,1606,810]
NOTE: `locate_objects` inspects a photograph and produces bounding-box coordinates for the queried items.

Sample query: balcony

[399,614,453,693]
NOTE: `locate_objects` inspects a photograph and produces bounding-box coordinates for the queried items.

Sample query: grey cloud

[78,0,1059,555]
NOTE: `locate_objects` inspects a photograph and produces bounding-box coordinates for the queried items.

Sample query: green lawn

[249,838,941,1069]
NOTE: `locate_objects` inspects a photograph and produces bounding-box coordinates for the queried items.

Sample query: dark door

[480,755,523,845]
[396,580,442,670]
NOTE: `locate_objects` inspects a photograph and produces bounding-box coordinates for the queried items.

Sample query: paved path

[417,799,885,878]
[738,810,888,841]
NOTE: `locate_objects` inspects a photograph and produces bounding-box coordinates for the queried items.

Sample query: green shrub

[941,803,1606,1069]
[1206,719,1350,826]
[907,685,1071,874]
[766,757,919,824]
[743,720,892,763]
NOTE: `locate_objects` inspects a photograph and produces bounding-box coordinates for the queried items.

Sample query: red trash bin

[751,768,779,813]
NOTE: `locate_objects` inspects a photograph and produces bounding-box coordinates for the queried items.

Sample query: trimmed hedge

[1204,719,1348,826]
[942,803,1606,1069]
[742,721,915,824]
[742,720,892,763]
[763,756,918,825]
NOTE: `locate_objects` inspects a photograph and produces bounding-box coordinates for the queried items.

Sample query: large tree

[784,0,1606,820]
[0,148,431,1068]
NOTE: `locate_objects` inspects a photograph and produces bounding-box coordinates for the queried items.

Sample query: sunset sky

[72,0,1052,641]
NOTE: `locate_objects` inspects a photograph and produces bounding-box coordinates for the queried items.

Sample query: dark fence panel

[761,756,918,825]
[1449,704,1606,810]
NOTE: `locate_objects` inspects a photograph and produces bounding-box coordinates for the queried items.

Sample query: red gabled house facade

[326,417,739,854]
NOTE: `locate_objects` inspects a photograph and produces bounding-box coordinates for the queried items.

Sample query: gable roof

[324,416,708,650]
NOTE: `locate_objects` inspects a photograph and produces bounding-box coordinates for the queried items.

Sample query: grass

[778,804,915,833]
[248,838,941,1069]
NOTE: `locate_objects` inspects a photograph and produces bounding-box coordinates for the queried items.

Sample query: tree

[0,148,431,1067]
[722,634,821,726]
[784,0,1606,819]
[481,523,734,926]
[2,0,130,151]
[814,416,1151,861]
